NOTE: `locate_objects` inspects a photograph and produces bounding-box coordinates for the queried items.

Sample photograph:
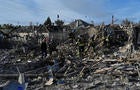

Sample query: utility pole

[111,15,114,25]
[17,21,20,26]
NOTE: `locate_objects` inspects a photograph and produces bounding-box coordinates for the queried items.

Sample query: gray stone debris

[0,24,140,90]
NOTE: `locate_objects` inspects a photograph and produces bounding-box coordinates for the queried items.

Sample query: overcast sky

[0,0,140,25]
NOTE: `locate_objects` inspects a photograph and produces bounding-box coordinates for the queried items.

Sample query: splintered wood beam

[79,66,85,77]
[64,66,71,76]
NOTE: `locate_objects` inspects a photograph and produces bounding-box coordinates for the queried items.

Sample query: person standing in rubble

[102,35,109,47]
[105,35,109,47]
[76,35,85,58]
[48,39,53,56]
[41,39,47,58]
[48,39,58,56]
[69,30,75,43]
[22,43,28,57]
[87,36,96,53]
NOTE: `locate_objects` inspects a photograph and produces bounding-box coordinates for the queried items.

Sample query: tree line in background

[44,17,64,26]
[0,17,64,30]
[0,17,140,30]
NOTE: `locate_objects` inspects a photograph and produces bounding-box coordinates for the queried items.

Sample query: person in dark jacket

[48,41,53,55]
[41,40,47,58]
[48,40,58,56]
[76,35,85,58]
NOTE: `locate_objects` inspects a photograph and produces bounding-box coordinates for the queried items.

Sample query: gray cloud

[60,0,111,18]
[0,0,39,25]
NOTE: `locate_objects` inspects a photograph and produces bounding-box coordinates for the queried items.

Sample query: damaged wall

[134,27,140,45]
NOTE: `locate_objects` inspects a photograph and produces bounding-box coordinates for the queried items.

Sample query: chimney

[76,20,78,27]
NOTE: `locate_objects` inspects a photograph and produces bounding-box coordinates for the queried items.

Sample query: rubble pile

[0,39,140,90]
[43,44,140,90]
[0,22,140,90]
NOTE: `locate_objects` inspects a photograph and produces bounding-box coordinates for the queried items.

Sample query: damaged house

[0,31,5,48]
[0,29,13,49]
[48,25,69,42]
[134,25,140,47]
[14,25,49,44]
[103,24,128,46]
[69,19,90,29]
[67,19,91,40]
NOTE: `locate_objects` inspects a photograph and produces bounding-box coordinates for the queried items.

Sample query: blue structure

[0,81,26,90]
[0,73,28,90]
